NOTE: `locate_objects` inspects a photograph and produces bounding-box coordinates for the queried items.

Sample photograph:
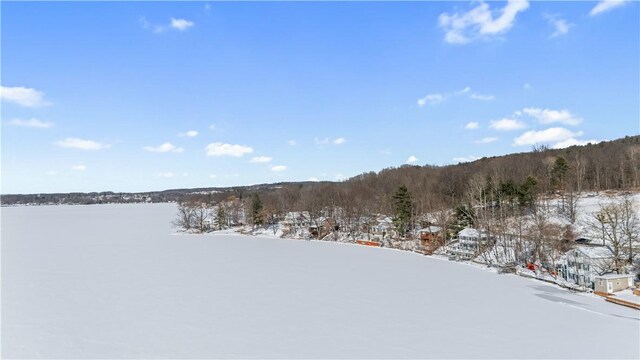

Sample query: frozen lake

[2,203,639,358]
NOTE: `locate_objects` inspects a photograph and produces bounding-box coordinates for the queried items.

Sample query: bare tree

[173,201,195,231]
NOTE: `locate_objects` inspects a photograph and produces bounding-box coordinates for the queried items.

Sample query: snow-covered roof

[419,226,442,233]
[458,228,480,238]
[595,274,634,280]
[574,246,613,259]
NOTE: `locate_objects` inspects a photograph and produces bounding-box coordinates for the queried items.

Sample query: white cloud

[465,121,480,130]
[271,165,287,172]
[475,137,498,144]
[140,17,194,33]
[489,118,526,131]
[157,172,174,178]
[470,93,495,101]
[590,0,628,16]
[439,0,530,44]
[8,118,54,128]
[209,174,217,179]
[143,142,184,153]
[523,83,532,90]
[178,130,198,137]
[335,174,346,181]
[552,138,601,149]
[333,137,346,145]
[209,124,216,130]
[308,177,319,182]
[522,107,582,125]
[453,156,479,163]
[287,139,297,146]
[314,137,329,145]
[204,3,212,12]
[417,94,444,107]
[513,127,583,146]
[406,155,418,164]
[544,14,573,37]
[249,156,272,163]
[46,170,58,176]
[205,142,253,157]
[171,18,194,31]
[419,87,493,106]
[55,138,110,151]
[1,86,50,107]
[379,148,392,155]
[71,165,86,171]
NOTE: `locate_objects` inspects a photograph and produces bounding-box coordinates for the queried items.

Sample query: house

[279,211,310,234]
[417,226,444,254]
[594,274,634,295]
[309,217,337,239]
[372,216,393,237]
[447,228,491,260]
[558,246,615,289]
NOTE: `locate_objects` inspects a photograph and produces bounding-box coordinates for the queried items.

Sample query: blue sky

[2,1,639,194]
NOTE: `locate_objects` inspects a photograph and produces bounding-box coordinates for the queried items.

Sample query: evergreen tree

[215,205,226,230]
[551,156,570,190]
[250,193,264,229]
[392,185,413,239]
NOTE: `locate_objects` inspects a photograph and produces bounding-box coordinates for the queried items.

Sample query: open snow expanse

[2,204,639,359]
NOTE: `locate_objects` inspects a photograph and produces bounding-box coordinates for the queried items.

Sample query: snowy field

[2,203,639,359]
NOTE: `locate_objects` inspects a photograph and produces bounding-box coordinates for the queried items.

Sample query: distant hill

[2,135,639,207]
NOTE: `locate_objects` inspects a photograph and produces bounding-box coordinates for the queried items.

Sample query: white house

[447,228,491,260]
[559,246,615,289]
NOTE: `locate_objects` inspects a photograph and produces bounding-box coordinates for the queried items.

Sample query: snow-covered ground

[2,203,639,359]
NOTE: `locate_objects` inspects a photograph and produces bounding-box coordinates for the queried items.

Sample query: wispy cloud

[544,14,573,37]
[271,165,287,172]
[489,118,526,131]
[205,142,253,157]
[287,139,297,146]
[307,177,320,182]
[417,94,445,107]
[465,122,480,130]
[513,127,582,146]
[470,93,495,101]
[71,165,86,171]
[475,137,498,144]
[406,155,418,164]
[333,137,346,145]
[249,156,272,163]
[55,138,110,151]
[418,87,494,107]
[439,0,530,44]
[522,107,582,125]
[177,130,198,137]
[209,174,217,179]
[45,170,58,176]
[140,17,194,33]
[314,137,330,145]
[8,118,54,129]
[157,172,174,178]
[1,86,51,107]
[143,142,184,153]
[590,0,628,16]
